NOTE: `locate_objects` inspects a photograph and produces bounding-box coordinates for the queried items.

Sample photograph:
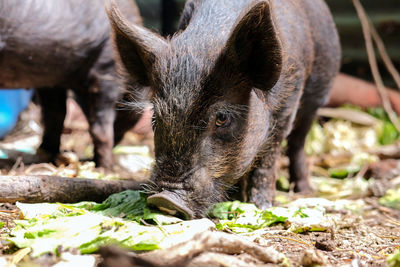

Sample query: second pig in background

[0,0,145,168]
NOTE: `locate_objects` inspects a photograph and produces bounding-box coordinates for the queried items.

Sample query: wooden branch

[99,231,285,267]
[317,107,379,126]
[369,143,400,159]
[0,175,143,203]
[352,0,400,133]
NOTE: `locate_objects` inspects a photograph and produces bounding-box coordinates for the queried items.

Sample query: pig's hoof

[248,189,273,210]
[94,156,115,170]
[294,180,313,194]
[255,200,273,210]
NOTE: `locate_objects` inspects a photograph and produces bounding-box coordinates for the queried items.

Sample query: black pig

[0,0,144,167]
[108,0,341,218]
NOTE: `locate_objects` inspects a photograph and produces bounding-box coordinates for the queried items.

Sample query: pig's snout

[147,191,194,220]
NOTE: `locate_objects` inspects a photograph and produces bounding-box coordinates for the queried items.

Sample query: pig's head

[107,1,282,219]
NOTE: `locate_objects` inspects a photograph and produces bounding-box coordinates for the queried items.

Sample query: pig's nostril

[147,191,194,220]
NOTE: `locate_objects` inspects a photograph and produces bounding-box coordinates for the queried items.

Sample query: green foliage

[90,190,148,218]
[209,201,329,234]
[367,107,399,145]
[276,175,290,191]
[380,122,399,145]
[7,190,213,257]
[388,250,400,267]
[312,176,372,200]
[208,201,259,220]
[329,168,350,179]
[379,188,400,210]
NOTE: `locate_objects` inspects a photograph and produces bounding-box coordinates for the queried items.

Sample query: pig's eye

[215,111,231,128]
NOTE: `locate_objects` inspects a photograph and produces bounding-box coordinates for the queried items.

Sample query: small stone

[315,237,336,251]
[301,249,328,267]
[253,237,271,247]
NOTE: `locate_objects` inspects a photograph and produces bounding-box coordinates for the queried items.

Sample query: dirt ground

[267,199,400,266]
[1,102,400,267]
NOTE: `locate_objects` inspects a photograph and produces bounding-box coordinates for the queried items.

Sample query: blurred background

[137,0,400,87]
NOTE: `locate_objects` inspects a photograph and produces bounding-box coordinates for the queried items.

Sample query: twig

[25,163,57,174]
[9,157,23,175]
[266,235,313,247]
[376,235,400,240]
[354,164,369,179]
[317,107,379,126]
[0,210,19,214]
[352,0,400,133]
[386,218,400,227]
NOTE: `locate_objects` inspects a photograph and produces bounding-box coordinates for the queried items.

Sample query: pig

[107,0,341,218]
[0,0,144,168]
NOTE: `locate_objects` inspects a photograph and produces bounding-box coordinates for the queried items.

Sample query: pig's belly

[0,45,85,89]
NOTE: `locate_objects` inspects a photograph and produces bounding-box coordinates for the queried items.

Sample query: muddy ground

[0,101,400,266]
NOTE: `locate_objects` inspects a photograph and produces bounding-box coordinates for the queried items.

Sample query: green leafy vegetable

[276,175,290,191]
[328,168,350,179]
[388,250,400,267]
[312,176,372,200]
[208,201,259,220]
[8,190,214,257]
[209,201,331,234]
[368,107,399,145]
[90,190,148,217]
[379,188,400,210]
[380,122,399,145]
[61,190,181,225]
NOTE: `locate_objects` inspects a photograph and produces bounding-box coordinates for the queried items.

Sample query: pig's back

[298,0,341,86]
[0,0,109,88]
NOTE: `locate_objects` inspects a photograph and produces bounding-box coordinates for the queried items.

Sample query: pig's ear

[220,1,282,90]
[106,1,168,86]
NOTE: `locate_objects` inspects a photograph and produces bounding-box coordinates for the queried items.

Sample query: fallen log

[0,175,143,203]
[328,73,400,114]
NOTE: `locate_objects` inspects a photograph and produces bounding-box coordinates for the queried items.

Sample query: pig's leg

[37,87,67,161]
[247,80,309,208]
[113,109,140,145]
[286,105,316,193]
[246,144,281,209]
[287,77,332,193]
[73,77,119,169]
